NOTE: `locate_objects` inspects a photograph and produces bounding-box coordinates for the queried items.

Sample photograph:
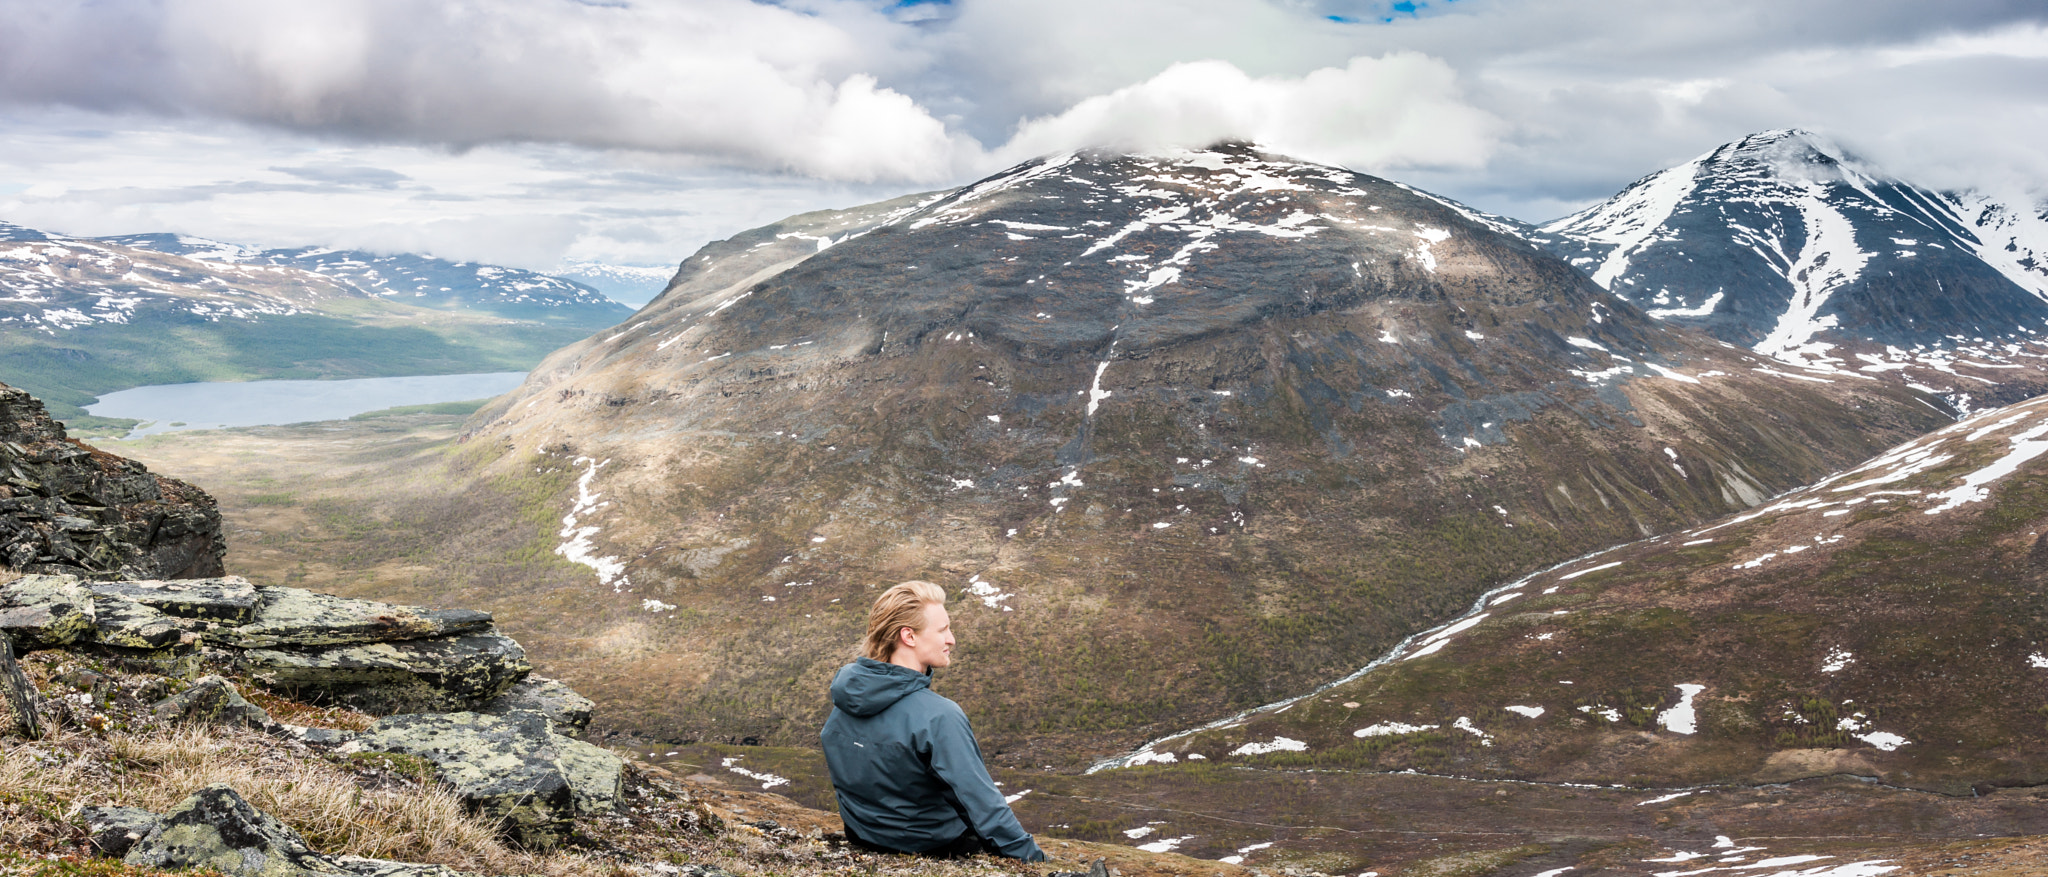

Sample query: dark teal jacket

[820,657,1045,862]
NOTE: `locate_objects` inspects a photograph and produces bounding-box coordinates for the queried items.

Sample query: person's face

[902,603,954,672]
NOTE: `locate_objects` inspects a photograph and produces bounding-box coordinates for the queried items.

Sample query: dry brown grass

[1,726,602,877]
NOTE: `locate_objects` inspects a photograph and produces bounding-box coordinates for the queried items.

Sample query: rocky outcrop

[5,573,631,853]
[481,675,594,738]
[0,574,530,714]
[0,381,226,579]
[123,783,339,877]
[347,711,624,848]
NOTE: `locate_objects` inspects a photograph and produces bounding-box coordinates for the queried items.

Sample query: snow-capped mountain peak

[1535,129,2048,406]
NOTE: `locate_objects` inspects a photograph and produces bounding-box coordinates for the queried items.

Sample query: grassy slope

[1135,392,2048,796]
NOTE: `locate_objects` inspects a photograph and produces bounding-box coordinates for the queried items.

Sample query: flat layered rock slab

[352,711,623,848]
[91,595,209,650]
[89,577,258,622]
[0,574,96,649]
[218,587,492,649]
[238,632,530,714]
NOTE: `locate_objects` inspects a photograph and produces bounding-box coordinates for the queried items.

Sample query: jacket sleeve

[927,705,1047,862]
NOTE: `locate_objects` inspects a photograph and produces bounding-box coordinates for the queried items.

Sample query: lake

[86,371,530,439]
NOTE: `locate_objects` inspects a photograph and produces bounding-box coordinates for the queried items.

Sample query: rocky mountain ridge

[451,144,1948,759]
[0,382,223,579]
[96,233,630,323]
[1535,129,2048,412]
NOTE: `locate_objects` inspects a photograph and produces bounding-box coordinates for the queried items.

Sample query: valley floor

[99,416,2048,877]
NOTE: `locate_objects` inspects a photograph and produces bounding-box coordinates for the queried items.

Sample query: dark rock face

[1534,129,2048,407]
[0,631,40,738]
[475,145,1952,756]
[123,783,337,877]
[0,382,226,578]
[350,710,623,848]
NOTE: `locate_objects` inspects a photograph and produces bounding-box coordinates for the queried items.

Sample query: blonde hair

[863,580,947,661]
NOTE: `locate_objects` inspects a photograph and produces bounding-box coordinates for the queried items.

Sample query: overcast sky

[1,0,2043,273]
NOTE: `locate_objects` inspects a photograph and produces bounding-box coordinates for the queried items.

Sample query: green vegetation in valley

[349,398,494,420]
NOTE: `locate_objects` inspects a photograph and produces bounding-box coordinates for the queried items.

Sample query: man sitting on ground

[820,581,1047,862]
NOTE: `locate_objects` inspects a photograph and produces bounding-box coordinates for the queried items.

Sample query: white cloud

[991,55,1501,173]
[0,0,962,183]
[0,0,2043,266]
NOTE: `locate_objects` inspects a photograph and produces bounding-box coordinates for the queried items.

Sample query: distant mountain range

[1533,129,2048,411]
[0,222,635,422]
[554,262,677,308]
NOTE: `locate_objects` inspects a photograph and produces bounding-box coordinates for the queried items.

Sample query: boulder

[124,783,341,877]
[351,711,623,848]
[236,632,531,714]
[90,577,258,622]
[481,676,594,738]
[0,574,96,649]
[217,588,492,649]
[1,631,41,739]
[80,805,161,857]
[154,675,273,728]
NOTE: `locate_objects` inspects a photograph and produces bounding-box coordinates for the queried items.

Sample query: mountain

[1536,129,2048,411]
[0,224,633,422]
[444,144,1947,760]
[95,233,632,323]
[1116,388,2048,796]
[555,262,678,308]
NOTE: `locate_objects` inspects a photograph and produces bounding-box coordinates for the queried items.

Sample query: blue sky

[0,0,2042,273]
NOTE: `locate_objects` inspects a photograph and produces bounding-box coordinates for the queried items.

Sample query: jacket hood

[830,657,931,717]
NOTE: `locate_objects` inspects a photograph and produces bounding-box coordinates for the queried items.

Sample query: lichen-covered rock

[329,856,476,877]
[351,711,623,848]
[481,675,594,738]
[154,675,273,728]
[236,632,531,714]
[217,587,492,649]
[0,382,226,580]
[0,574,97,649]
[124,783,340,877]
[91,594,207,650]
[81,805,160,857]
[1,631,41,739]
[92,577,258,622]
[276,724,360,748]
